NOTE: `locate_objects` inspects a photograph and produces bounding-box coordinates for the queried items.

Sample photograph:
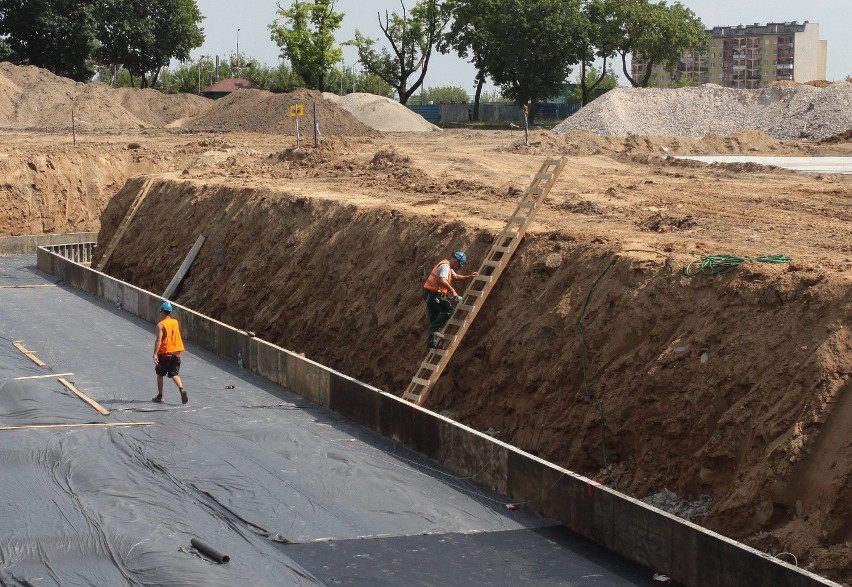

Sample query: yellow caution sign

[289,104,304,117]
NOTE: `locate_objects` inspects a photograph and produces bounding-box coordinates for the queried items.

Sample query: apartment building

[633,21,827,89]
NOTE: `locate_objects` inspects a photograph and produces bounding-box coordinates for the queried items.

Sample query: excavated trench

[89,175,852,582]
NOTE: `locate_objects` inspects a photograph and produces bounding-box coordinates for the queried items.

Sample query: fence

[408,102,581,124]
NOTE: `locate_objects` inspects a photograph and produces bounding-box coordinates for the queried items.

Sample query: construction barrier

[0,232,97,257]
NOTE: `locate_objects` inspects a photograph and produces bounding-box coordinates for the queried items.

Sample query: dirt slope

[82,130,852,584]
[0,62,211,130]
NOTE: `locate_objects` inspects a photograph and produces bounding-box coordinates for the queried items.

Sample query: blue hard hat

[160,301,173,312]
[453,251,467,267]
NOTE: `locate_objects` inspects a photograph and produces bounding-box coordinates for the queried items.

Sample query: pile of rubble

[553,81,852,141]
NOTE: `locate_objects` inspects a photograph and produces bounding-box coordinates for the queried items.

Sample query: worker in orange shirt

[422,251,477,348]
[152,301,188,404]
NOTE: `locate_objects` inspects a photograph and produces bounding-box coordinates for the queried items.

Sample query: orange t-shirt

[157,317,185,354]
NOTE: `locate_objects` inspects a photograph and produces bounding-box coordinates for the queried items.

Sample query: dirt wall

[0,145,171,237]
[94,177,851,583]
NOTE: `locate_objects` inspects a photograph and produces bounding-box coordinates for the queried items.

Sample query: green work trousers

[422,289,454,339]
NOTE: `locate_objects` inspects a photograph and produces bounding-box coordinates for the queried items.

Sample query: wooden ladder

[95,178,155,272]
[402,157,567,406]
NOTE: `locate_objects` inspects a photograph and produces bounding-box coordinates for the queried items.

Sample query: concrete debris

[553,82,852,141]
[642,488,712,521]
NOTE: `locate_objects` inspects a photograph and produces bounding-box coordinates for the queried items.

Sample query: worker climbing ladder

[95,177,155,272]
[402,157,568,406]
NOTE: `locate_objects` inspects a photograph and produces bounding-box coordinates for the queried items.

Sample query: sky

[191,0,849,94]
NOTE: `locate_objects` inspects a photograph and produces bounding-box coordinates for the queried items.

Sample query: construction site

[1,63,851,586]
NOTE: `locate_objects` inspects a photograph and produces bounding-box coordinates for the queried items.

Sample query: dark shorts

[155,353,181,377]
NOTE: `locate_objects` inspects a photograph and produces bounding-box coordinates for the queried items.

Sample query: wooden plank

[0,422,153,431]
[0,284,57,289]
[14,373,73,380]
[12,341,47,367]
[163,235,207,299]
[57,378,110,416]
[95,178,154,271]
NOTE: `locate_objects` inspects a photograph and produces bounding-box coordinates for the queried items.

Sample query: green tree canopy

[439,0,492,119]
[479,0,586,122]
[326,65,394,98]
[569,65,618,103]
[269,0,344,92]
[349,0,446,105]
[95,0,205,88]
[152,56,304,94]
[0,0,97,81]
[612,0,706,87]
[415,85,469,104]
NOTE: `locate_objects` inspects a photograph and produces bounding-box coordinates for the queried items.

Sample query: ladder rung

[473,275,492,283]
[517,201,536,209]
[402,392,422,402]
[456,303,476,312]
[447,319,467,328]
[493,246,511,253]
[534,172,553,181]
[507,215,528,225]
[411,377,431,387]
[482,259,502,267]
[543,159,563,166]
[498,231,519,240]
[418,361,438,372]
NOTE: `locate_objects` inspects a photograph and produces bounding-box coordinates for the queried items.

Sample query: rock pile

[642,489,712,521]
[552,81,852,141]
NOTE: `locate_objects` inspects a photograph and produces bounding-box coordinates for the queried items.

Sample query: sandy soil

[2,125,851,584]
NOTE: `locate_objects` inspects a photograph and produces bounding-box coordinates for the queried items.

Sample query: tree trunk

[620,51,638,87]
[473,71,485,121]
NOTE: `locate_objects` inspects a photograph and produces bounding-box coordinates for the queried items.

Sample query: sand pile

[187,88,373,136]
[553,81,852,141]
[324,92,440,132]
[0,62,211,130]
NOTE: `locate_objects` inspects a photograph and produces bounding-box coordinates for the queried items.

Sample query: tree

[157,56,304,94]
[0,0,98,81]
[269,0,343,92]
[574,0,623,105]
[611,0,706,88]
[349,0,446,105]
[439,0,492,119]
[416,85,469,104]
[95,0,204,88]
[480,0,586,123]
[569,65,618,103]
[326,66,394,98]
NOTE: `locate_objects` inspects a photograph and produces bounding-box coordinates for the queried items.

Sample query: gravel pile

[324,92,440,132]
[552,82,852,141]
[642,489,712,521]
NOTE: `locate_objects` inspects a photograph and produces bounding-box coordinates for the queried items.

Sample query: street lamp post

[197,55,208,94]
[236,29,241,74]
